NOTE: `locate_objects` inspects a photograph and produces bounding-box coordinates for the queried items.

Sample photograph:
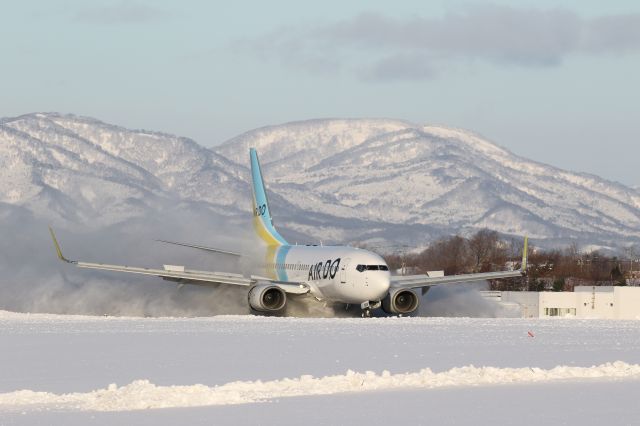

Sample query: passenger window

[379,265,389,271]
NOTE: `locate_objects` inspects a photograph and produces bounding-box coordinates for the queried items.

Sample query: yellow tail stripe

[253,217,284,246]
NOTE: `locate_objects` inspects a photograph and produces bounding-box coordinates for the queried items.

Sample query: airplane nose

[371,274,391,300]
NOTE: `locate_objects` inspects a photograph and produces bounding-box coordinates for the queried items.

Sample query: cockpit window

[356,264,389,272]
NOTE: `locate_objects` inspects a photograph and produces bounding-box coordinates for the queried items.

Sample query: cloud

[74,1,168,25]
[586,14,640,52]
[240,5,640,81]
[359,52,437,82]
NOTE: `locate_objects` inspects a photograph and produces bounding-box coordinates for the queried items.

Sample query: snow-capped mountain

[0,113,247,228]
[217,119,640,248]
[1,113,639,250]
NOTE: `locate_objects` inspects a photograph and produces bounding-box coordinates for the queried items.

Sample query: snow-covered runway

[1,311,639,424]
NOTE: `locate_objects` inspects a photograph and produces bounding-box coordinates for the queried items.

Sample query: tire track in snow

[1,361,639,412]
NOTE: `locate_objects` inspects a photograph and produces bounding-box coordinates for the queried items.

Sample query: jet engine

[248,284,287,312]
[382,289,419,315]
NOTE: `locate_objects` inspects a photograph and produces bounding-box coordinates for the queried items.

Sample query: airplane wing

[48,228,308,295]
[391,269,524,289]
[391,237,528,290]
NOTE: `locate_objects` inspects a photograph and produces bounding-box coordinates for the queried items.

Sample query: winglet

[521,236,528,273]
[48,226,75,264]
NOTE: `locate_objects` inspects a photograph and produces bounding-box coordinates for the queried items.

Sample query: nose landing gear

[360,301,381,318]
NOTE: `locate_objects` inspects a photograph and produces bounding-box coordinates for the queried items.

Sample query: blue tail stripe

[250,148,288,246]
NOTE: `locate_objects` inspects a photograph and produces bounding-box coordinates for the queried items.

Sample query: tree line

[381,229,638,291]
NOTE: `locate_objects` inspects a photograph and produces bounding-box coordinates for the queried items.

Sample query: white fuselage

[264,245,391,304]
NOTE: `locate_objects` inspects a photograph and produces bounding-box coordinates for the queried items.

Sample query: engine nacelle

[248,284,287,312]
[382,288,420,315]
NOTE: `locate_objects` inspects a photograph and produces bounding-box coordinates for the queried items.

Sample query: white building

[481,286,640,319]
[542,286,640,319]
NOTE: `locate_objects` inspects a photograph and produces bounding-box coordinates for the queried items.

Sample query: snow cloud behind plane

[0,204,252,317]
[242,6,640,81]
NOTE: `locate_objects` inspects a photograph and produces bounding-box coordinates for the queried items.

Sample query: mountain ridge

[1,112,638,251]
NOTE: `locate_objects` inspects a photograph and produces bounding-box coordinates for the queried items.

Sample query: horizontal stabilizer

[156,240,242,257]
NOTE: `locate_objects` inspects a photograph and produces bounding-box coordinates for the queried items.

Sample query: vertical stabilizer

[250,148,288,246]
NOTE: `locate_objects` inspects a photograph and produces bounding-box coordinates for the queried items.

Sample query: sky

[1,0,639,186]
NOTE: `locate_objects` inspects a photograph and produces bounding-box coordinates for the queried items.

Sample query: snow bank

[1,362,638,412]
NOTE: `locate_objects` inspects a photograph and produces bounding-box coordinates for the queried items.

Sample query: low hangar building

[482,286,640,319]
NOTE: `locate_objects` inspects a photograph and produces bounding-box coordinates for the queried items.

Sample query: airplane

[49,148,528,317]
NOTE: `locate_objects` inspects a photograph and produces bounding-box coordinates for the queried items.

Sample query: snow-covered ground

[1,311,640,425]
